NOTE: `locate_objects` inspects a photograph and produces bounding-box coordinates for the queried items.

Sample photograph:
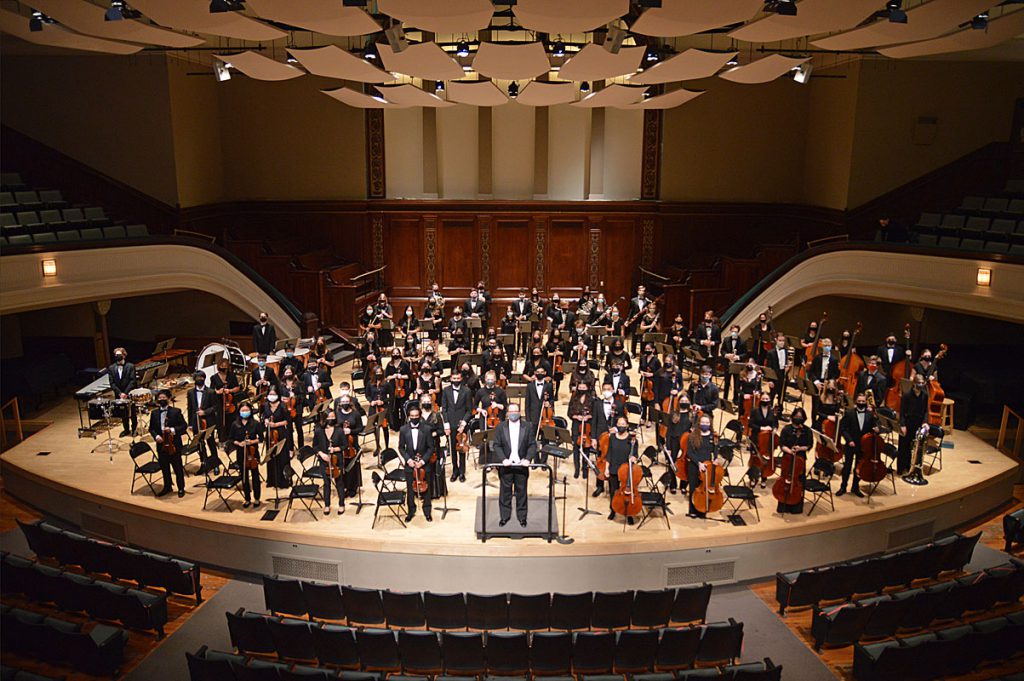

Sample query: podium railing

[480,462,556,543]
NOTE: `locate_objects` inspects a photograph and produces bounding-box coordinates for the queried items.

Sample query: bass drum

[195,342,247,384]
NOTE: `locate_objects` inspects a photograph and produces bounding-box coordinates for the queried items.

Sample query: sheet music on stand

[643,332,667,344]
[465,317,483,331]
[810,426,838,459]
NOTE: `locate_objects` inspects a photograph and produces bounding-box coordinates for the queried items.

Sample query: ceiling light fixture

[342,0,368,6]
[644,46,660,63]
[886,0,907,24]
[765,0,797,16]
[637,0,662,7]
[580,81,591,93]
[726,55,739,66]
[970,12,988,29]
[210,0,245,13]
[791,61,812,84]
[214,61,232,82]
[456,40,471,58]
[29,10,49,31]
[551,40,566,58]
[508,81,519,98]
[435,81,445,93]
[362,41,379,61]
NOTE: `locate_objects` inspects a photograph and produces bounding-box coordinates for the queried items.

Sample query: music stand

[497,333,515,348]
[505,384,526,409]
[471,429,495,488]
[656,342,674,357]
[643,332,667,345]
[540,426,573,483]
[419,319,435,333]
[265,438,288,514]
[562,361,578,377]
[602,335,623,352]
[189,425,217,473]
[463,353,483,369]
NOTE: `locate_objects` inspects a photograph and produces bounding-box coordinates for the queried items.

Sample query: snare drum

[129,388,153,407]
[88,398,112,420]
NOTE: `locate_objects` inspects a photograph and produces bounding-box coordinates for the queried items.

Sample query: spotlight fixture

[41,259,57,278]
[977,268,991,287]
[886,0,907,24]
[508,81,519,98]
[286,52,298,64]
[29,10,49,31]
[791,61,812,84]
[435,81,445,93]
[362,41,379,61]
[456,40,471,58]
[580,81,591,93]
[551,40,566,57]
[970,11,988,29]
[210,0,245,13]
[726,55,739,66]
[214,61,232,82]
[105,1,123,21]
[642,90,652,99]
[644,46,660,63]
[765,0,797,16]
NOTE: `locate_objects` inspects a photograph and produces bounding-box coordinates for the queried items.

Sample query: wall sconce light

[41,259,57,277]
[977,267,991,287]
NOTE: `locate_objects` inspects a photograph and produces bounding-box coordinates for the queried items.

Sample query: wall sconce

[977,267,991,287]
[41,259,57,277]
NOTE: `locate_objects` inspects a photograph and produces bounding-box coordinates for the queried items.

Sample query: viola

[243,441,259,471]
[268,426,281,448]
[675,431,690,481]
[885,323,913,411]
[411,454,429,496]
[285,394,297,420]
[595,431,611,481]
[486,394,501,430]
[772,445,806,506]
[816,415,841,463]
[540,401,556,428]
[611,440,643,518]
[750,428,776,480]
[857,431,888,483]
[553,351,563,376]
[325,444,342,480]
[838,322,865,399]
[315,386,328,405]
[456,429,470,455]
[926,344,949,427]
[223,389,236,415]
[160,428,176,457]
[642,376,655,403]
[394,376,407,399]
[343,433,358,460]
[578,419,592,453]
[659,393,682,439]
[375,402,389,430]
[692,459,726,514]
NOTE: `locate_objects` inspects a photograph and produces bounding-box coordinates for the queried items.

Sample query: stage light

[214,61,232,82]
[363,42,379,61]
[580,81,591,93]
[29,11,46,31]
[508,81,519,98]
[886,0,907,24]
[286,53,298,64]
[791,61,812,84]
[645,46,660,63]
[726,55,739,66]
[977,268,991,287]
[551,40,566,58]
[970,12,988,29]
[435,81,445,93]
[105,1,123,21]
[210,0,245,13]
[41,259,57,277]
[456,40,471,58]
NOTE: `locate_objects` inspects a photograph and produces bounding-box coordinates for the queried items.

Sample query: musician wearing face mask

[442,371,472,483]
[252,312,277,356]
[311,336,335,374]
[669,315,690,356]
[399,305,421,343]
[720,324,749,403]
[109,347,137,437]
[799,321,820,370]
[149,389,188,498]
[301,360,332,414]
[464,290,488,353]
[605,339,632,373]
[365,368,392,450]
[695,310,721,359]
[766,333,790,408]
[525,367,556,441]
[589,383,624,497]
[898,374,929,475]
[490,403,537,528]
[375,294,394,347]
[524,346,552,383]
[385,349,411,430]
[278,344,304,381]
[230,402,266,508]
[279,369,305,449]
[633,302,660,356]
[688,366,720,421]
[399,405,436,523]
[777,407,812,514]
[210,360,241,440]
[314,411,346,515]
[606,417,639,524]
[736,362,762,417]
[448,327,469,366]
[685,414,717,518]
[837,330,853,359]
[914,349,938,382]
[876,332,904,376]
[569,359,597,397]
[334,396,364,500]
[421,344,441,376]
[483,346,512,388]
[475,371,508,427]
[587,294,609,355]
[186,371,219,472]
[837,393,878,498]
[605,362,631,407]
[626,285,652,355]
[419,398,447,500]
[855,356,888,402]
[751,312,774,364]
[251,355,279,399]
[809,339,840,424]
[359,305,382,337]
[662,402,692,494]
[262,387,292,489]
[749,394,778,441]
[568,381,594,479]
[639,344,661,427]
[545,329,568,395]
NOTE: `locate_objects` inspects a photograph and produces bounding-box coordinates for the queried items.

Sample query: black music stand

[540,426,572,484]
[465,317,483,351]
[506,384,526,410]
[437,434,461,520]
[346,445,374,514]
[576,449,602,520]
[601,335,623,353]
[643,332,667,345]
[471,429,495,489]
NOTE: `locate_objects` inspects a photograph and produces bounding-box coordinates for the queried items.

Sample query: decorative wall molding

[371,212,385,289]
[365,109,386,199]
[534,217,547,289]
[479,216,492,287]
[641,110,662,201]
[641,218,655,270]
[424,217,437,287]
[589,228,601,288]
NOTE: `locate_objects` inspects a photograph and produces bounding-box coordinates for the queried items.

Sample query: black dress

[262,401,293,488]
[777,424,812,514]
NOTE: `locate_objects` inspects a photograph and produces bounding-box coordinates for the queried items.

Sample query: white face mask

[268,394,279,403]
[603,390,613,400]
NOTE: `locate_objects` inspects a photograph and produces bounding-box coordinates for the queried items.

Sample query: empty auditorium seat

[0,191,16,211]
[14,191,42,210]
[963,216,990,234]
[102,225,126,239]
[982,197,1009,213]
[916,212,940,228]
[960,238,985,252]
[83,206,108,226]
[61,207,88,227]
[939,214,965,231]
[15,211,43,230]
[125,223,149,238]
[37,189,66,209]
[959,196,985,212]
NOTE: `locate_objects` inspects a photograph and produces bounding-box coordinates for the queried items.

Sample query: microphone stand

[577,447,602,520]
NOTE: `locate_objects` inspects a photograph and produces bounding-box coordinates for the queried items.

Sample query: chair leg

[284,498,292,522]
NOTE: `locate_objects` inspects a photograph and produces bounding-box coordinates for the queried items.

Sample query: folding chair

[637,470,672,530]
[371,472,406,529]
[285,452,323,521]
[723,467,761,523]
[380,449,407,492]
[129,441,162,495]
[203,454,243,511]
[804,459,835,516]
[924,424,945,473]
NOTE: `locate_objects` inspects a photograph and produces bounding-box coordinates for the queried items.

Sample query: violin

[857,431,888,483]
[838,322,865,398]
[595,431,611,481]
[750,428,776,480]
[486,393,501,430]
[411,454,428,496]
[315,386,328,405]
[243,440,260,471]
[223,389,236,415]
[456,429,470,455]
[578,418,592,453]
[926,344,949,427]
[552,350,563,376]
[540,400,556,428]
[817,415,841,463]
[772,440,806,506]
[325,440,342,480]
[394,376,407,400]
[285,394,298,420]
[160,428,176,457]
[692,456,725,515]
[885,323,912,411]
[611,436,643,518]
[642,376,655,403]
[343,433,358,460]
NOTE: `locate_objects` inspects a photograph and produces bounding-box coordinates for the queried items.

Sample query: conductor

[490,403,537,528]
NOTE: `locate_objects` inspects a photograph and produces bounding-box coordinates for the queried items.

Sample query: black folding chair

[129,441,162,495]
[637,470,673,530]
[804,458,835,516]
[371,472,406,529]
[723,467,761,523]
[285,480,323,522]
[202,454,243,511]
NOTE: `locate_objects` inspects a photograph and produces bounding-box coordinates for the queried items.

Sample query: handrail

[718,240,1024,326]
[0,235,305,328]
[997,405,1023,470]
[0,397,24,451]
[351,265,386,283]
[173,229,216,244]
[806,234,849,249]
[638,266,671,282]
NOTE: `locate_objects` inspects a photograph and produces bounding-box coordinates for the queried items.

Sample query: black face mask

[158,400,169,409]
[410,419,421,427]
[792,416,806,426]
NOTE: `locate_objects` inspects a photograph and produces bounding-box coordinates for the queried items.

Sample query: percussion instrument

[129,387,153,406]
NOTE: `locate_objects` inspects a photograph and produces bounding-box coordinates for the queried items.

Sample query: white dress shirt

[508,420,521,463]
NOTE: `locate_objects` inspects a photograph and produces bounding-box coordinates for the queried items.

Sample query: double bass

[772,442,806,507]
[838,322,866,398]
[885,323,912,411]
[926,344,949,427]
[611,436,643,519]
[798,312,828,380]
[857,431,888,483]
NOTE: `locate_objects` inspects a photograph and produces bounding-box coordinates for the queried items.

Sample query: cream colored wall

[548,105,591,200]
[802,61,860,210]
[602,107,644,200]
[491,102,536,199]
[166,59,225,208]
[846,60,1024,208]
[0,54,179,206]
[436,105,479,199]
[384,107,425,198]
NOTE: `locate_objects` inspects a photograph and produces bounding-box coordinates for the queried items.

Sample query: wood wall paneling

[491,219,533,293]
[438,218,478,289]
[386,217,423,295]
[546,219,588,292]
[601,217,638,305]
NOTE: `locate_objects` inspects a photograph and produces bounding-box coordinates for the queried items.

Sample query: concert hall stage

[2,395,1017,594]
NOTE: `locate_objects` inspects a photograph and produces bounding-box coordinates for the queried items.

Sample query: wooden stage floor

[1,360,1019,591]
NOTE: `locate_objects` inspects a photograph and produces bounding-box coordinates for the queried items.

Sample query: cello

[857,431,888,483]
[611,436,643,519]
[885,323,912,411]
[816,415,841,463]
[772,441,806,508]
[659,393,681,440]
[692,456,726,515]
[675,430,691,482]
[750,427,777,480]
[595,431,611,481]
[926,344,949,427]
[838,322,865,398]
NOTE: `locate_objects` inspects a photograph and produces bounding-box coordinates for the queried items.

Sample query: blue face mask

[700,424,711,433]
[286,351,294,358]
[258,362,265,368]
[240,411,251,419]
[509,413,521,422]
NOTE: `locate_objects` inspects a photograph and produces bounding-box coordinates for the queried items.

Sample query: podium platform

[475,496,558,541]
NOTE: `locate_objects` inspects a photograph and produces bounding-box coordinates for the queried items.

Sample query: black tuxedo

[250,365,279,393]
[855,370,888,403]
[440,384,472,476]
[688,379,720,418]
[399,421,436,516]
[765,347,789,405]
[252,323,278,356]
[149,406,188,493]
[524,380,556,430]
[490,419,538,524]
[590,398,623,440]
[694,322,722,357]
[627,296,651,324]
[186,387,219,465]
[108,361,137,433]
[605,371,631,403]
[838,408,878,490]
[808,353,840,385]
[876,344,904,375]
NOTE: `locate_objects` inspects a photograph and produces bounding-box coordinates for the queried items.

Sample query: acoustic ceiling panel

[729,0,880,43]
[216,51,304,81]
[246,0,379,36]
[571,83,648,108]
[812,0,994,51]
[287,45,394,83]
[515,81,580,107]
[559,43,646,82]
[25,0,202,47]
[621,87,703,109]
[0,8,142,54]
[377,83,455,107]
[473,41,552,80]
[719,54,809,83]
[631,0,763,38]
[513,0,629,34]
[447,80,508,106]
[377,0,493,33]
[129,0,285,41]
[878,8,1024,59]
[379,42,465,82]
[323,86,402,108]
[629,48,736,84]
